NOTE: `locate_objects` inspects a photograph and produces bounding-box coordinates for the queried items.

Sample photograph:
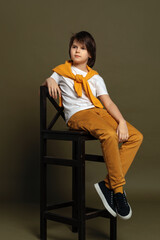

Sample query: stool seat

[40,86,117,240]
[42,128,96,140]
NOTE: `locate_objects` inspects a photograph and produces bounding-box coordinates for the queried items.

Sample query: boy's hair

[69,31,96,68]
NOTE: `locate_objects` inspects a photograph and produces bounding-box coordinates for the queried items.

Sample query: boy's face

[70,40,91,66]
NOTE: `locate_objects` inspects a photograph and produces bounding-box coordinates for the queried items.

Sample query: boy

[42,31,143,219]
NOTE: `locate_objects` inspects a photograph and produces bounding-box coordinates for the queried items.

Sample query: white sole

[117,204,132,220]
[94,183,117,217]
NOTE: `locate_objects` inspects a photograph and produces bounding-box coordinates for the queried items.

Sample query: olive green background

[1,0,160,204]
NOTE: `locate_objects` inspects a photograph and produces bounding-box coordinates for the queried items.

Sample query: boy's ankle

[114,186,123,194]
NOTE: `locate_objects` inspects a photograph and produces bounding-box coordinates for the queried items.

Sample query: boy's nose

[76,47,80,52]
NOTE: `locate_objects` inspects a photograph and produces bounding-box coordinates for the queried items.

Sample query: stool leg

[72,141,78,233]
[77,139,86,240]
[40,87,47,240]
[40,138,47,240]
[40,217,47,240]
[110,216,117,240]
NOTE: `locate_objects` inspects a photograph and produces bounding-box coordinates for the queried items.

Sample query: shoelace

[111,191,114,205]
[115,193,129,209]
[122,193,128,206]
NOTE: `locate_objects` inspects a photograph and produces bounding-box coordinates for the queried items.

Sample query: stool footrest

[85,207,111,219]
[43,156,80,167]
[44,211,78,226]
[46,201,73,211]
[45,205,111,224]
[85,154,104,162]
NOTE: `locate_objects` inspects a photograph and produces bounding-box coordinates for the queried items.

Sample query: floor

[0,197,160,240]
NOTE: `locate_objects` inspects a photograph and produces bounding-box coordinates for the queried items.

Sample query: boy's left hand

[117,121,129,143]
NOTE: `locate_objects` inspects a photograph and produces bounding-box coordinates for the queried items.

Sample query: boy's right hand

[43,77,61,99]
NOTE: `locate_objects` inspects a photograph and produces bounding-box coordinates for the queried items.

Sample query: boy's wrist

[118,119,126,124]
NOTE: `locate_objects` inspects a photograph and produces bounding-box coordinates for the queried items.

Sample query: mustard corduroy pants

[67,107,143,190]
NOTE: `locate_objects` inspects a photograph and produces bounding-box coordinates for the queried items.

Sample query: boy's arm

[42,77,61,99]
[99,94,129,142]
[99,94,125,123]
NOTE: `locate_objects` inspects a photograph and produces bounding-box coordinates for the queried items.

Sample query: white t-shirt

[50,65,109,123]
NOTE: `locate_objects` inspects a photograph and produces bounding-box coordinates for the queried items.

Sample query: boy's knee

[139,132,143,143]
[136,131,143,144]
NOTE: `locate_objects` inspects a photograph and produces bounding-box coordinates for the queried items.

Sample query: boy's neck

[72,62,88,73]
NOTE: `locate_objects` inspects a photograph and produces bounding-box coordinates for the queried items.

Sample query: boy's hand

[43,77,61,99]
[116,120,129,143]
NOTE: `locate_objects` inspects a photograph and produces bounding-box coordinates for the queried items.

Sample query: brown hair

[69,31,96,68]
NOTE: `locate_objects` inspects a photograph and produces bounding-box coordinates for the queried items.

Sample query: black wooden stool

[40,86,117,240]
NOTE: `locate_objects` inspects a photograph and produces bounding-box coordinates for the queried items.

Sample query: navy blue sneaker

[114,191,132,220]
[94,181,117,217]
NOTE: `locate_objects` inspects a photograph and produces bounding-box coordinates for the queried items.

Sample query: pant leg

[119,121,143,176]
[96,108,143,186]
[67,108,126,190]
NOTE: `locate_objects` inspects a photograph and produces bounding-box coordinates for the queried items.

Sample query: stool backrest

[40,86,65,130]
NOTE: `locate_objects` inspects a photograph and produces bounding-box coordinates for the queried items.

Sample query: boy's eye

[72,45,77,48]
[72,45,86,50]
